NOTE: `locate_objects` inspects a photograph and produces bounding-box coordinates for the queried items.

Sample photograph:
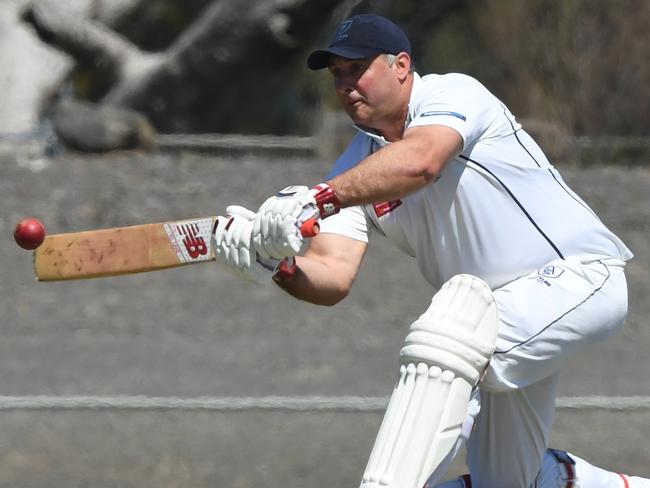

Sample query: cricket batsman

[213,13,649,488]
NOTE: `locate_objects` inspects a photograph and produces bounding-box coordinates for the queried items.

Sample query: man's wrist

[310,183,341,219]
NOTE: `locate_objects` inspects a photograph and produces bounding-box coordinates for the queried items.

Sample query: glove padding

[252,186,317,259]
[214,205,290,284]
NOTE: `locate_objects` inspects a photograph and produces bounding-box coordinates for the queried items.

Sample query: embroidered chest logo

[373,199,402,217]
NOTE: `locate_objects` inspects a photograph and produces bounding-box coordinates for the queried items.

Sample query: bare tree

[22,0,358,137]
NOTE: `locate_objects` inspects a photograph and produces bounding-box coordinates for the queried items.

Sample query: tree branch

[22,1,150,77]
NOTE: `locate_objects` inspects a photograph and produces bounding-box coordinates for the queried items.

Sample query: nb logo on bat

[179,224,208,259]
[164,218,213,263]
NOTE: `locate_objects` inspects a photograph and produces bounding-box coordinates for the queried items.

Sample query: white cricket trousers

[436,257,629,488]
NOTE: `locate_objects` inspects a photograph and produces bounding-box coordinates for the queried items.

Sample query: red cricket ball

[14,217,46,250]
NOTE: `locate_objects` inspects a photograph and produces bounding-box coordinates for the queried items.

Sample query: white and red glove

[213,205,296,283]
[252,184,340,260]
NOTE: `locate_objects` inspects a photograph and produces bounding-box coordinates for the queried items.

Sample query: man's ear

[394,52,411,81]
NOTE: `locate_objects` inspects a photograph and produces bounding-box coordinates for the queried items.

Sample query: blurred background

[1,0,649,486]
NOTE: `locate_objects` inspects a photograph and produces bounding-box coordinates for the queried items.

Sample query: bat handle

[299,218,320,238]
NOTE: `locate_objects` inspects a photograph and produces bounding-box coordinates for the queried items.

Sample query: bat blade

[34,217,215,281]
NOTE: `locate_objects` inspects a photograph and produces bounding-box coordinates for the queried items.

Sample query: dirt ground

[1,144,649,487]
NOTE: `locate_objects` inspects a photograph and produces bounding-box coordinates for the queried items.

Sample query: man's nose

[335,75,355,94]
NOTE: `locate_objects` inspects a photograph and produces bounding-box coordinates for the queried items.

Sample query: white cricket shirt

[319,73,632,289]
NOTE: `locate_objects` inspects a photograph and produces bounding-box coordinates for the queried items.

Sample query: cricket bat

[33,216,319,281]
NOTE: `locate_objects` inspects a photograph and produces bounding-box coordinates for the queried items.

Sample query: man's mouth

[347,98,364,109]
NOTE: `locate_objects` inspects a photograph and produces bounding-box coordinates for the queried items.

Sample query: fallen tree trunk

[51,99,156,152]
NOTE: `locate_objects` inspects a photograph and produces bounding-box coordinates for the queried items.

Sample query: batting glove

[252,184,340,260]
[213,205,296,284]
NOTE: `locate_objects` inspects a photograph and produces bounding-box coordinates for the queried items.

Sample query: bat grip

[299,218,320,238]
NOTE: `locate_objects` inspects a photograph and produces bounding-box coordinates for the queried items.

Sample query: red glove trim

[273,257,297,282]
[311,183,341,218]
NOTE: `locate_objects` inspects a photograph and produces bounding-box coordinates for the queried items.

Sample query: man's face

[327,54,404,128]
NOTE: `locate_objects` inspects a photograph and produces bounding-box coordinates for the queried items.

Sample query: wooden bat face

[33,218,215,281]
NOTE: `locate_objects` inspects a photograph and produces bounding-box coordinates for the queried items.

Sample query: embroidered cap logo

[334,19,353,41]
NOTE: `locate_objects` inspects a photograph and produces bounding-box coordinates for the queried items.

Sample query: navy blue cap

[307,14,411,70]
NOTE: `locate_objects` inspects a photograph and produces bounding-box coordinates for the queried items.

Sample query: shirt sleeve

[407,74,495,151]
[325,132,372,180]
[318,205,370,243]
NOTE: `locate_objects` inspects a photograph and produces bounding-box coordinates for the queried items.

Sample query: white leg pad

[360,274,498,488]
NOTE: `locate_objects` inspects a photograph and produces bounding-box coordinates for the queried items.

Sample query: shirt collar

[406,71,423,127]
[353,123,389,147]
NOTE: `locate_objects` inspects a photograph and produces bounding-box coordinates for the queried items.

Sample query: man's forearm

[326,138,435,206]
[326,125,463,207]
[273,256,351,307]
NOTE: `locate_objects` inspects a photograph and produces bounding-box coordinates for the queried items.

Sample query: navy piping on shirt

[494,260,611,354]
[458,154,565,260]
[500,104,599,219]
